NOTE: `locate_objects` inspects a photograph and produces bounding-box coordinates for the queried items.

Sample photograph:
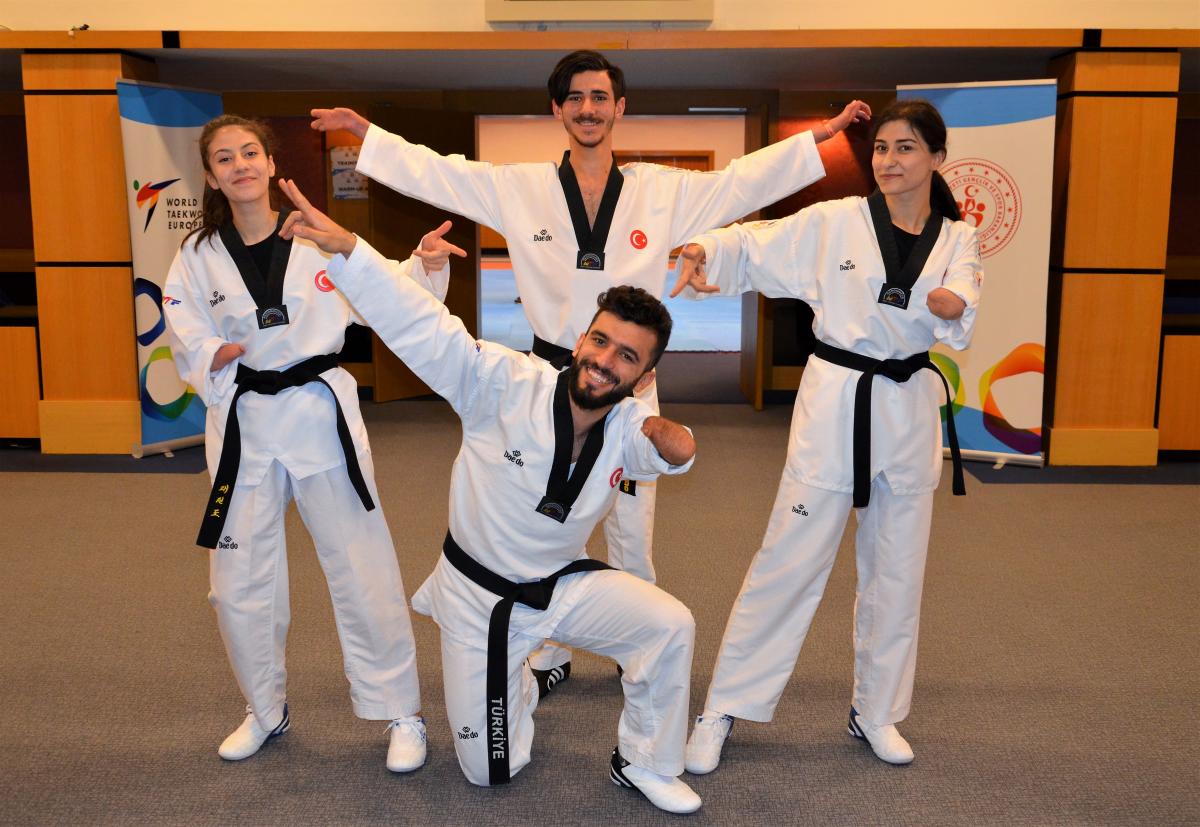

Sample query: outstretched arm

[311,107,370,141]
[667,100,869,245]
[641,415,696,466]
[329,114,507,232]
[277,178,491,414]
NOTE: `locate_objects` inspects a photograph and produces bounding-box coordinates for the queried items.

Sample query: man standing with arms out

[311,51,870,688]
[279,177,704,814]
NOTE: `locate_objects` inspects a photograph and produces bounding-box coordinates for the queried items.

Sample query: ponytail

[931,171,961,222]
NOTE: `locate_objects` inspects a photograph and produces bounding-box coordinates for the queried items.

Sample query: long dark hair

[872,99,961,222]
[185,114,277,249]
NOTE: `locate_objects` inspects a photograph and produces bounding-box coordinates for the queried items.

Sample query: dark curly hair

[547,50,626,107]
[588,285,673,368]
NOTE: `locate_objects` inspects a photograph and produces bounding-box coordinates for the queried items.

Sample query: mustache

[577,358,617,385]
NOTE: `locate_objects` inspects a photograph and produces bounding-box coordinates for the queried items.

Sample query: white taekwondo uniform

[685,195,982,727]
[326,237,696,785]
[355,124,826,604]
[163,227,447,732]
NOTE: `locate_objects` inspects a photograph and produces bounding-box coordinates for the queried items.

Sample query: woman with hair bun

[672,99,983,773]
[163,114,462,769]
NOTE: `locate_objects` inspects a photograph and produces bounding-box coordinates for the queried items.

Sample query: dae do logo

[943,158,1021,259]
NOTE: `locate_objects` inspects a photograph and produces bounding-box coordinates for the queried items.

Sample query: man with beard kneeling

[277,177,702,814]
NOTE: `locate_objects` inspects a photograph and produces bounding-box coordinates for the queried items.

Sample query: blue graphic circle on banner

[134,278,166,346]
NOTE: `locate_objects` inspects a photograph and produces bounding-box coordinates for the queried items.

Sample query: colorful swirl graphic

[929,351,965,418]
[139,346,197,421]
[979,343,1044,454]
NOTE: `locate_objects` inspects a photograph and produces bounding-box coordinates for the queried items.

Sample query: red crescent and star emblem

[610,467,624,488]
[314,270,335,292]
[629,229,648,250]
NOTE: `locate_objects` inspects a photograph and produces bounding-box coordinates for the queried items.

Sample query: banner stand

[899,80,1057,468]
[117,81,223,458]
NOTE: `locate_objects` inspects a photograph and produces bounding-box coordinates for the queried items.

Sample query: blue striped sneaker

[218,703,289,760]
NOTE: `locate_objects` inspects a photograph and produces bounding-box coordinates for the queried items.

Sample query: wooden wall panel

[1053,273,1164,428]
[1054,51,1180,95]
[0,327,41,437]
[21,53,154,91]
[37,400,141,455]
[24,95,132,263]
[36,267,138,401]
[1157,335,1200,450]
[1060,97,1177,269]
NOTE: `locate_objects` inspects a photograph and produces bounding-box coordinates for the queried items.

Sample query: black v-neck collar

[218,212,293,309]
[866,189,942,295]
[557,150,624,255]
[534,369,609,524]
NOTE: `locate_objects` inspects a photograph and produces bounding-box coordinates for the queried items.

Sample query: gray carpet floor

[1,400,1196,826]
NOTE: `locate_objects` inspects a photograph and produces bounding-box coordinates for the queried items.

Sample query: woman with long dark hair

[163,114,461,769]
[672,99,982,772]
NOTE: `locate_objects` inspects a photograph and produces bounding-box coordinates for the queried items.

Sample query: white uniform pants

[705,471,933,727]
[440,569,694,784]
[527,365,659,672]
[207,455,421,731]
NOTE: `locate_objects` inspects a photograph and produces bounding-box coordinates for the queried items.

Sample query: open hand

[310,107,370,140]
[413,221,468,275]
[669,243,718,298]
[278,179,358,257]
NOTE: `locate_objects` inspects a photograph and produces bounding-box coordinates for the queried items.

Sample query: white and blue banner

[899,80,1056,466]
[117,81,222,456]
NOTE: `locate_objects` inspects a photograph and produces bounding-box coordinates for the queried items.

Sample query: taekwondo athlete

[310,49,869,692]
[163,115,463,770]
[278,177,705,814]
[671,99,983,772]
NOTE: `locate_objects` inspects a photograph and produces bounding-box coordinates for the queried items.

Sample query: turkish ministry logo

[133,178,181,231]
[943,159,1021,258]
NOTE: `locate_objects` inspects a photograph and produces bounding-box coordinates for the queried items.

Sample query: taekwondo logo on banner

[898,80,1056,464]
[117,81,224,455]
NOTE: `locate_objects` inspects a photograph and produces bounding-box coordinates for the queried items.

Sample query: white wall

[3,0,1197,32]
[478,115,745,167]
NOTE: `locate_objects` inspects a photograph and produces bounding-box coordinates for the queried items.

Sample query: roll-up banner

[117,81,223,457]
[898,80,1056,467]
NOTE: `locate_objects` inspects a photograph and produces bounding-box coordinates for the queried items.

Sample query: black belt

[811,341,965,508]
[531,335,572,366]
[195,353,375,549]
[441,531,611,785]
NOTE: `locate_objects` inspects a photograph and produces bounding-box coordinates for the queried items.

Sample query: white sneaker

[218,703,289,760]
[685,713,734,775]
[848,707,914,764]
[610,748,702,814]
[386,715,427,772]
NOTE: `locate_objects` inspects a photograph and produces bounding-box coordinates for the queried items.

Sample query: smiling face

[551,69,625,150]
[568,311,657,410]
[871,119,945,200]
[203,125,276,206]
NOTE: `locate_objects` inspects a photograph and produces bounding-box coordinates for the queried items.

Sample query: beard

[567,357,639,410]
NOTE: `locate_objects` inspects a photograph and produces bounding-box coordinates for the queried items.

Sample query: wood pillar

[1046,51,1179,465]
[22,52,156,453]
